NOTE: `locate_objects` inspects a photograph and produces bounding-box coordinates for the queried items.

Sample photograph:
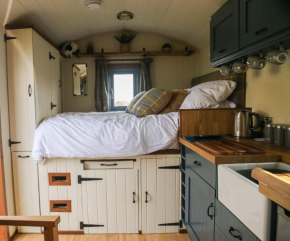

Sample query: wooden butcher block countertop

[179,136,281,165]
[252,168,290,211]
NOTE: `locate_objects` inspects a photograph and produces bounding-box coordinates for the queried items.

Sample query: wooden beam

[0,216,60,228]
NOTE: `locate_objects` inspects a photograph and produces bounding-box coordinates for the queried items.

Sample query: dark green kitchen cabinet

[184,165,215,241]
[240,0,290,48]
[210,0,239,61]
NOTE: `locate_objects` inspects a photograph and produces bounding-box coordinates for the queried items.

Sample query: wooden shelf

[74,50,194,58]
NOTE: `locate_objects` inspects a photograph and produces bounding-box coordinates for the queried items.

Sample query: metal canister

[265,124,274,144]
[274,124,286,146]
[286,126,290,149]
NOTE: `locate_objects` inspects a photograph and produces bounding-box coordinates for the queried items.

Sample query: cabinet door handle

[51,102,57,110]
[193,161,201,166]
[145,191,149,203]
[255,27,268,35]
[219,48,226,53]
[59,79,62,88]
[207,203,214,220]
[229,227,242,240]
[18,155,30,158]
[28,85,32,97]
[133,192,136,203]
[100,163,118,166]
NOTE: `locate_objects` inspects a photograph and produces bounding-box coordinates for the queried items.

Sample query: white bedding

[32,112,179,163]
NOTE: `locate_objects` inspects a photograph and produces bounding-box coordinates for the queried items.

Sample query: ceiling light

[85,0,101,10]
[117,11,134,21]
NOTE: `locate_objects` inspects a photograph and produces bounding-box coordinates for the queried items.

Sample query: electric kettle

[234,110,260,138]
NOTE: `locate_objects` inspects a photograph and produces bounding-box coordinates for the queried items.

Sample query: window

[109,66,139,111]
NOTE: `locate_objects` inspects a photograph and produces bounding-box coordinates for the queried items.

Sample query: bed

[32,71,246,163]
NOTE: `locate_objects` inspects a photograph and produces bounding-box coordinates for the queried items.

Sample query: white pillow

[186,80,237,103]
[217,100,237,108]
[179,89,219,109]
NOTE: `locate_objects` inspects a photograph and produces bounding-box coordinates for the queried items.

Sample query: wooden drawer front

[215,199,258,241]
[185,147,216,188]
[83,159,134,170]
[48,173,71,186]
[50,200,71,213]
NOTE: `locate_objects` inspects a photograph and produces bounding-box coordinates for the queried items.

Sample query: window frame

[108,65,140,111]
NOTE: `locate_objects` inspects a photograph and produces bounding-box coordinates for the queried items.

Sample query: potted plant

[113,31,137,53]
[162,43,172,53]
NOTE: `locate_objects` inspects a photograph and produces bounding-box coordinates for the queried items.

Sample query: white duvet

[32,112,179,163]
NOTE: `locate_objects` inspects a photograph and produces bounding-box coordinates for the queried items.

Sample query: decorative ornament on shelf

[61,42,79,58]
[113,31,137,53]
[162,43,172,53]
[87,42,94,54]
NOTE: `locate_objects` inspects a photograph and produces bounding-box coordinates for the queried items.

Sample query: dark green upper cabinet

[210,0,239,62]
[240,0,290,48]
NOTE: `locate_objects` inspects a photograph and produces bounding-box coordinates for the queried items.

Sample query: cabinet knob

[145,191,149,203]
[28,85,32,97]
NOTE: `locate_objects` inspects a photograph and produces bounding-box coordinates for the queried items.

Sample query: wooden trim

[74,50,194,58]
[148,149,180,155]
[41,230,84,235]
[50,200,72,213]
[0,115,9,240]
[48,173,71,186]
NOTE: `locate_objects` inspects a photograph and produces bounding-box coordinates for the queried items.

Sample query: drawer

[83,159,135,170]
[215,199,258,241]
[185,147,216,188]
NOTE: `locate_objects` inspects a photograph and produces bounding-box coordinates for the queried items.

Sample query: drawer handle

[133,192,136,203]
[207,203,214,220]
[193,161,201,166]
[255,27,268,35]
[229,227,242,240]
[145,191,149,203]
[219,48,226,53]
[18,155,30,158]
[100,163,118,166]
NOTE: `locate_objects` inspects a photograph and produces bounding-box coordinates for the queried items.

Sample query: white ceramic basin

[218,162,290,241]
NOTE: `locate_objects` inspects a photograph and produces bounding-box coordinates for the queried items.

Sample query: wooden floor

[13,233,190,241]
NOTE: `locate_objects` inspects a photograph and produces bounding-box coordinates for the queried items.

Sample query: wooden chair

[0,216,60,241]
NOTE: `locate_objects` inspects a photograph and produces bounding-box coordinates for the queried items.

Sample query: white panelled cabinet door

[12,152,41,233]
[6,29,36,152]
[141,156,181,233]
[80,169,139,234]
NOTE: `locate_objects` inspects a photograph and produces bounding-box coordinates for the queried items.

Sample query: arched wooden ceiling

[0,0,226,50]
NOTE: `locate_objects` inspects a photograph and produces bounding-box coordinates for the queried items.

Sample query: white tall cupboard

[6,28,61,152]
[6,28,61,233]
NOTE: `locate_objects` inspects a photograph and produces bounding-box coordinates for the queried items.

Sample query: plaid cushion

[160,89,188,114]
[131,88,172,117]
[126,91,147,113]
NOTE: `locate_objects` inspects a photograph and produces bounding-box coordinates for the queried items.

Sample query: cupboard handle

[145,191,148,203]
[51,102,57,110]
[18,155,30,158]
[28,85,32,97]
[229,227,242,240]
[219,49,226,53]
[100,163,118,166]
[133,192,136,203]
[59,79,62,88]
[207,203,214,220]
[193,161,201,166]
[255,27,268,35]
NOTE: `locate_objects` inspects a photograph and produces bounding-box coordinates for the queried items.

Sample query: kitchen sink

[218,162,290,241]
